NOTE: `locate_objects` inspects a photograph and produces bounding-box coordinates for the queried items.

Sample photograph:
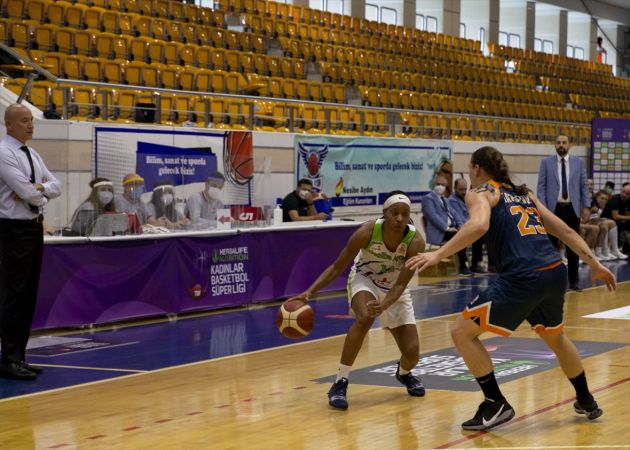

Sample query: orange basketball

[275,299,315,339]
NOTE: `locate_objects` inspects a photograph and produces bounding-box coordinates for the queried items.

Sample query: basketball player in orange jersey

[289,191,426,410]
[407,146,616,431]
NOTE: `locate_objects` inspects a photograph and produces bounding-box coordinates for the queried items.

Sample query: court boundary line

[434,375,630,449]
[2,281,628,403]
[0,310,462,403]
[34,364,147,373]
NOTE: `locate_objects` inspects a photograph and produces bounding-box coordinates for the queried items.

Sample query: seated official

[601,183,630,253]
[147,182,190,230]
[114,173,151,225]
[185,171,225,228]
[448,177,488,273]
[421,175,472,276]
[281,178,328,222]
[68,177,117,235]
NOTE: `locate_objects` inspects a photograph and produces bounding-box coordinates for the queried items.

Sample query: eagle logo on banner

[298,142,328,192]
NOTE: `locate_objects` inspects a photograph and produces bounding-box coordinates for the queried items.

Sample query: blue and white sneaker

[395,362,426,397]
[328,378,349,410]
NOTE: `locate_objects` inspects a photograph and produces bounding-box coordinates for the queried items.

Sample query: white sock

[609,227,619,254]
[336,364,352,381]
[398,364,410,376]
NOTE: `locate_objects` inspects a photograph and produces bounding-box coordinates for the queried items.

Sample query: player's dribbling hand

[287,291,310,303]
[591,263,617,292]
[405,251,441,272]
[366,300,382,318]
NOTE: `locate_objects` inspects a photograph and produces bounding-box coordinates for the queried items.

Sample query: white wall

[17,121,587,228]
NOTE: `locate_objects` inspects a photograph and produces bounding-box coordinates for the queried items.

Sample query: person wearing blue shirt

[421,175,471,276]
[448,178,487,273]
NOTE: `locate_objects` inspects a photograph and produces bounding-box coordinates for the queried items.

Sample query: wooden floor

[1,281,629,450]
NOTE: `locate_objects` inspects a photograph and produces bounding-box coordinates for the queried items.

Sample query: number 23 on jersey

[510,205,547,236]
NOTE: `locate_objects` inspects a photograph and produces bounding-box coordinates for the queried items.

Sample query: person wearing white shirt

[537,135,590,291]
[0,104,62,380]
[185,171,226,229]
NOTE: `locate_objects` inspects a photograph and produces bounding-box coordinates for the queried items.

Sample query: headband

[153,184,174,192]
[383,194,411,210]
[93,181,113,188]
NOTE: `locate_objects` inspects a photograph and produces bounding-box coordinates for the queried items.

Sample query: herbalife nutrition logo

[212,247,249,263]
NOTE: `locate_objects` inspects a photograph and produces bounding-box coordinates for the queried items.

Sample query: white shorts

[347,272,416,329]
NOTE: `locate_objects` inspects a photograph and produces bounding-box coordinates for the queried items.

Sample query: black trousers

[0,218,44,364]
[550,203,580,284]
[443,230,468,271]
[472,238,484,268]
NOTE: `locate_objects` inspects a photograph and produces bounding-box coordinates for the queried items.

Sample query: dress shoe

[20,361,43,374]
[568,283,582,292]
[0,362,37,380]
[470,266,487,274]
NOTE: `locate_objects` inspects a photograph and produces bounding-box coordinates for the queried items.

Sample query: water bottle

[273,204,283,226]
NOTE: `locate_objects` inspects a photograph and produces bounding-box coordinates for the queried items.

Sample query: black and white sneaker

[461,398,515,431]
[395,362,425,397]
[573,397,603,420]
[328,378,349,410]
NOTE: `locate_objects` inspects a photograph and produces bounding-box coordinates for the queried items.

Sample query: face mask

[298,189,310,200]
[129,186,145,200]
[162,193,174,206]
[434,185,446,195]
[98,191,113,205]
[206,187,221,199]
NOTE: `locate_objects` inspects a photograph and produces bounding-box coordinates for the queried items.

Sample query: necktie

[19,145,40,214]
[441,197,455,224]
[561,158,568,200]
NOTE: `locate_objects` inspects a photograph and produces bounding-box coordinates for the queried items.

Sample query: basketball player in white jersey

[289,191,426,409]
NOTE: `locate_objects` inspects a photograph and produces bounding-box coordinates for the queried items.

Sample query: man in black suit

[0,104,61,379]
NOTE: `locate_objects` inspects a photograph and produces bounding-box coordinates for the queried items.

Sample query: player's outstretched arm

[529,192,616,292]
[406,189,492,272]
[369,234,425,317]
[288,221,373,302]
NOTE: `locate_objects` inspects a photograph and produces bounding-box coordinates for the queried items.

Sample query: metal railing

[0,41,591,144]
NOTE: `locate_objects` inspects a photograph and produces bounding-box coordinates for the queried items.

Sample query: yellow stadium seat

[63,54,85,80]
[151,18,168,41]
[178,67,196,91]
[281,78,295,99]
[83,57,103,82]
[9,21,30,49]
[32,23,57,52]
[6,0,26,20]
[119,13,139,36]
[129,36,151,63]
[47,1,69,28]
[74,30,96,57]
[70,87,96,119]
[161,65,181,89]
[29,81,52,110]
[26,0,46,23]
[65,3,87,29]
[207,48,225,71]
[101,10,120,34]
[104,59,126,84]
[133,15,152,38]
[125,60,146,86]
[155,0,171,19]
[210,70,227,93]
[162,41,182,65]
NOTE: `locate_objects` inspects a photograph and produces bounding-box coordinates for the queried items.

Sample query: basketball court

[1,262,629,449]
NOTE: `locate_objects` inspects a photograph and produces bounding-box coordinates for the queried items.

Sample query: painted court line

[36,364,147,373]
[435,375,630,449]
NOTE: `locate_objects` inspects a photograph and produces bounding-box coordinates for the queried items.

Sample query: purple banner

[34,225,360,330]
